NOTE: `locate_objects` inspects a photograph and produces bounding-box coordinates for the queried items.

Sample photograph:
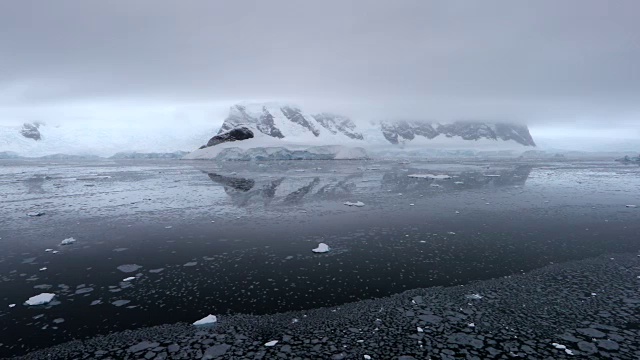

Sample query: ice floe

[25,293,55,306]
[60,237,76,245]
[122,277,136,282]
[193,314,218,326]
[344,201,365,207]
[312,243,330,253]
[407,174,452,180]
[264,340,278,347]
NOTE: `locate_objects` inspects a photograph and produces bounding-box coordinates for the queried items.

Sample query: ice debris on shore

[193,314,218,326]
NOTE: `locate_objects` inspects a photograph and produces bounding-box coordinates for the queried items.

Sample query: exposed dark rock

[280,106,320,137]
[380,120,536,146]
[20,123,41,141]
[203,127,254,148]
[312,113,364,140]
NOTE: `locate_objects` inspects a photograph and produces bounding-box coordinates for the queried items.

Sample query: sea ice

[312,243,330,253]
[344,201,365,207]
[264,340,278,347]
[60,237,76,245]
[626,205,637,208]
[25,293,55,306]
[407,174,452,180]
[122,277,136,282]
[466,293,483,300]
[193,314,218,326]
[117,264,142,273]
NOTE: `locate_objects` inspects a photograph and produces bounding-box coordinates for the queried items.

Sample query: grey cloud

[0,0,639,126]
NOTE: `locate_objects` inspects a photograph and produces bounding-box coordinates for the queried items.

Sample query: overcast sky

[0,0,638,137]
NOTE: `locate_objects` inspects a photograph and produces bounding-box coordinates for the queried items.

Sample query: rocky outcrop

[312,113,364,140]
[201,127,254,149]
[20,123,41,141]
[380,121,536,146]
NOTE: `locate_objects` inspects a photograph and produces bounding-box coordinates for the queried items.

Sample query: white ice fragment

[312,243,330,253]
[39,267,47,271]
[409,204,415,206]
[9,304,16,308]
[122,277,136,282]
[264,340,278,347]
[193,314,218,326]
[417,327,424,332]
[565,349,574,355]
[466,293,483,300]
[364,355,372,360]
[25,293,55,306]
[52,250,59,254]
[45,249,53,252]
[408,174,451,180]
[468,323,476,328]
[447,232,456,235]
[591,292,597,296]
[552,343,567,350]
[626,205,637,208]
[454,181,464,184]
[484,174,501,177]
[344,201,365,207]
[60,237,76,245]
[165,226,173,229]
[455,211,460,214]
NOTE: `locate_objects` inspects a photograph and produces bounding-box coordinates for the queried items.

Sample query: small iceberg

[626,205,637,208]
[122,277,136,282]
[60,237,76,245]
[344,201,365,207]
[264,340,278,347]
[25,293,55,306]
[312,243,330,253]
[193,314,218,326]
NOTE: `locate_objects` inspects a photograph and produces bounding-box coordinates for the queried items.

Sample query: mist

[1,0,639,139]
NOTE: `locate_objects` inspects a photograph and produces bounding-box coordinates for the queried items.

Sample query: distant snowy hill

[185,102,536,160]
[0,122,214,158]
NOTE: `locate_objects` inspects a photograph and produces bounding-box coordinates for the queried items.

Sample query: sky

[0,0,639,140]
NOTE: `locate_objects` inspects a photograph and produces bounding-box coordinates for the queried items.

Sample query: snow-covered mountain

[185,102,536,160]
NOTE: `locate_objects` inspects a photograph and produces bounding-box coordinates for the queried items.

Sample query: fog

[1,0,639,138]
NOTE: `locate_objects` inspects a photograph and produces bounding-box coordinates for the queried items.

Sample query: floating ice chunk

[468,323,476,328]
[454,181,464,184]
[117,264,142,273]
[591,292,597,296]
[565,349,574,355]
[39,267,47,271]
[408,174,451,180]
[45,249,53,252]
[264,340,278,347]
[344,201,365,207]
[552,343,567,350]
[184,261,198,267]
[312,243,330,253]
[90,300,102,306]
[27,212,45,217]
[165,226,173,229]
[409,204,415,206]
[25,293,55,306]
[626,205,637,208]
[455,211,460,214]
[122,277,136,282]
[193,314,218,326]
[364,356,372,360]
[60,237,76,245]
[417,327,424,332]
[484,174,501,177]
[9,304,16,308]
[111,299,130,307]
[447,232,456,235]
[52,250,59,254]
[430,184,441,187]
[466,293,483,300]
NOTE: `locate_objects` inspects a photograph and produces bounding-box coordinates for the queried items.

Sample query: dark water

[1,158,639,357]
